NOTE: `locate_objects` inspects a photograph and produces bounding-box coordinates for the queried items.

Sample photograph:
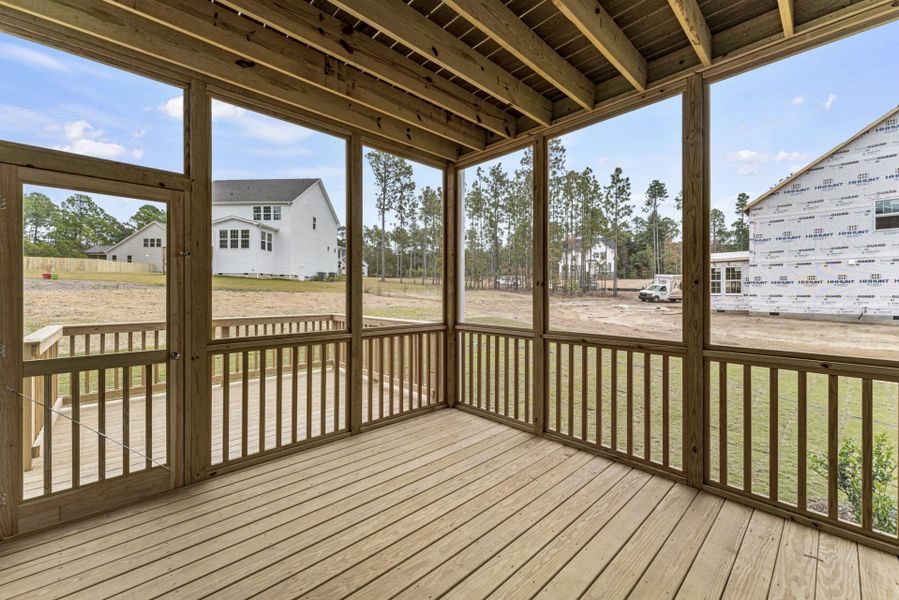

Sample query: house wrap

[711,106,899,322]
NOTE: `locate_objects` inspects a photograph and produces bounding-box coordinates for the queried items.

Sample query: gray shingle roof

[85,245,111,254]
[212,179,319,205]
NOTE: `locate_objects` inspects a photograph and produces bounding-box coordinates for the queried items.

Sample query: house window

[263,206,272,220]
[312,216,317,230]
[241,229,250,249]
[157,238,162,247]
[230,229,239,249]
[219,230,228,249]
[273,206,281,220]
[710,267,722,295]
[143,238,149,247]
[127,255,132,263]
[111,255,117,262]
[725,266,742,294]
[253,206,261,220]
[261,231,272,251]
[875,198,899,230]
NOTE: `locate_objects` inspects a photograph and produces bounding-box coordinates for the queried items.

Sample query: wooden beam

[667,0,713,67]
[0,0,462,161]
[218,0,516,139]
[326,0,553,126]
[778,0,795,37]
[105,0,487,151]
[552,0,648,91]
[532,136,548,436]
[440,0,594,110]
[348,134,364,434]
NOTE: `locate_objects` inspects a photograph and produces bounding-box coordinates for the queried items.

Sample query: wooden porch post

[0,163,22,538]
[444,163,458,408]
[533,136,548,435]
[682,73,709,487]
[348,134,364,432]
[185,79,212,483]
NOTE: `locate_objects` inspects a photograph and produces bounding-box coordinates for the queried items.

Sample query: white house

[211,179,341,280]
[105,221,167,272]
[711,106,899,322]
[337,247,368,277]
[555,235,616,290]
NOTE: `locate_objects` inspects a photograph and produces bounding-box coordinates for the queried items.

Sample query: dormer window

[253,206,261,220]
[313,216,317,230]
[263,206,272,220]
[273,206,281,220]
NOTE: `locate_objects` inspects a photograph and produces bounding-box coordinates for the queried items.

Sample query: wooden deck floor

[2,409,897,599]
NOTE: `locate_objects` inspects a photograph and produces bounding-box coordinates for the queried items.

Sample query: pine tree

[601,167,633,296]
[731,192,750,251]
[366,150,414,281]
[643,180,668,276]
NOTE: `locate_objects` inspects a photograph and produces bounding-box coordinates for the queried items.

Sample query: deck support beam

[348,135,364,433]
[667,0,713,67]
[778,0,796,37]
[532,136,549,436]
[444,164,459,408]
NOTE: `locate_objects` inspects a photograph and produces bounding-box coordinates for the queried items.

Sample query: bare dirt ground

[23,277,898,360]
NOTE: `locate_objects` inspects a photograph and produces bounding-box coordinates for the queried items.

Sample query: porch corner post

[444,163,458,408]
[185,79,212,484]
[533,135,548,436]
[348,134,364,433]
[683,73,709,487]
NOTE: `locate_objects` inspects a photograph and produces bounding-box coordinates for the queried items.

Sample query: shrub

[810,432,897,533]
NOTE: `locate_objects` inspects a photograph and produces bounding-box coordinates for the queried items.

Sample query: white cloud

[211,100,246,120]
[50,119,130,160]
[56,138,126,159]
[0,43,69,72]
[131,148,145,159]
[595,157,609,168]
[160,96,183,119]
[824,93,838,110]
[63,119,95,142]
[727,148,809,176]
[791,96,805,106]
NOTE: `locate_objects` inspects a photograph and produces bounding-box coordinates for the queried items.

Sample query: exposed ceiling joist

[217,0,517,139]
[440,0,594,111]
[103,0,486,151]
[667,0,712,67]
[551,0,648,92]
[326,0,554,126]
[0,0,462,160]
[778,0,795,37]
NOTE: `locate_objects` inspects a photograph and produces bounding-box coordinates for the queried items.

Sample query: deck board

[1,409,895,599]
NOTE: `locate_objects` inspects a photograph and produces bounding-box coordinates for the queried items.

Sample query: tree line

[24,191,166,257]
[365,150,444,284]
[711,193,750,252]
[464,139,686,295]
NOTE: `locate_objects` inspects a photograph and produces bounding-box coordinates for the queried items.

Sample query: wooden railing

[457,326,534,426]
[21,351,169,500]
[704,349,899,547]
[544,334,685,476]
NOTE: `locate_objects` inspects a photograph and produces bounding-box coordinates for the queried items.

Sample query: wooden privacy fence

[704,349,899,548]
[24,256,153,273]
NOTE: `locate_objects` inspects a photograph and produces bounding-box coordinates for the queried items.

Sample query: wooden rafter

[440,0,594,110]
[778,0,795,37]
[552,0,648,92]
[326,0,554,126]
[667,0,712,67]
[0,0,462,160]
[103,0,487,151]
[217,0,517,139]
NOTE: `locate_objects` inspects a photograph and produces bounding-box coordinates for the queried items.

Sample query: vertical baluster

[611,349,618,451]
[524,339,530,424]
[581,345,588,441]
[770,368,779,501]
[486,335,493,413]
[555,343,561,432]
[744,364,753,494]
[388,337,395,417]
[596,347,602,448]
[719,361,728,485]
[114,333,120,389]
[83,335,91,395]
[797,371,807,512]
[827,374,838,519]
[222,354,230,461]
[153,330,161,384]
[97,370,106,481]
[378,337,385,421]
[418,333,424,410]
[71,371,80,489]
[644,353,651,461]
[144,364,152,470]
[334,342,341,430]
[306,345,313,439]
[259,350,266,453]
[504,336,510,417]
[43,375,52,495]
[626,351,633,456]
[367,338,374,421]
[122,366,130,476]
[321,343,328,435]
[513,338,520,421]
[477,334,483,410]
[662,355,670,468]
[567,344,574,437]
[291,347,298,444]
[861,378,873,530]
[468,333,474,407]
[398,336,405,414]
[276,348,283,447]
[241,351,249,457]
[493,336,500,415]
[426,333,432,406]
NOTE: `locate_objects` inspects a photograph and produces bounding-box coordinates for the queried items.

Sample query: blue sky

[1,20,897,226]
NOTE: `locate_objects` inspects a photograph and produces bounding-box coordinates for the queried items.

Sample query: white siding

[107,222,166,272]
[288,183,341,279]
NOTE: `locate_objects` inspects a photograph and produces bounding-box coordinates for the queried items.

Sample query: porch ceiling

[0,0,897,163]
[0,409,895,598]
